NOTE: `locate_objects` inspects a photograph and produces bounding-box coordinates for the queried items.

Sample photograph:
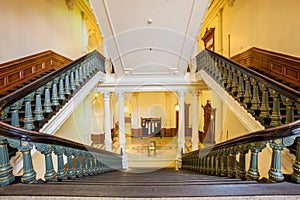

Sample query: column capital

[101,91,111,99]
[116,91,125,98]
[191,91,200,97]
[177,90,186,98]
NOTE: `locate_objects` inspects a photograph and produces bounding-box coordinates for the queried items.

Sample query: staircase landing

[1,168,300,199]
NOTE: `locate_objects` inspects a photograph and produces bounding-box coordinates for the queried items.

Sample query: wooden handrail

[203,49,300,103]
[184,119,300,157]
[0,121,118,157]
[0,50,105,111]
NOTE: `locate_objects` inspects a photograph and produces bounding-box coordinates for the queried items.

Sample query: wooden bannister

[182,49,300,184]
[0,51,72,97]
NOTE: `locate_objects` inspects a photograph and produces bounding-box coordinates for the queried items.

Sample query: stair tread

[0,169,299,197]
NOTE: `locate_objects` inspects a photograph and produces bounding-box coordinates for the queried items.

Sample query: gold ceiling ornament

[227,0,235,7]
[65,0,77,11]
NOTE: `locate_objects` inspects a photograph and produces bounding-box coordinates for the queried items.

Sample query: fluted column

[117,91,128,169]
[103,92,112,151]
[177,90,186,155]
[192,91,199,151]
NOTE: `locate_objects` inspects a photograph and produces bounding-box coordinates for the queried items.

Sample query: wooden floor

[0,168,300,198]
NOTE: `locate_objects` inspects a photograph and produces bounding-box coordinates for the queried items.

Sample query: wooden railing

[230,47,300,88]
[0,51,72,97]
[181,49,300,183]
[0,50,122,186]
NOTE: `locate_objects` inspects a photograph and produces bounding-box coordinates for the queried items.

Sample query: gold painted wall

[0,0,103,63]
[199,0,300,58]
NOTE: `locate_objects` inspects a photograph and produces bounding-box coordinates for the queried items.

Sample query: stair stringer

[12,71,106,175]
[198,70,265,132]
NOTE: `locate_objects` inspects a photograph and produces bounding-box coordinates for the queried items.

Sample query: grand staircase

[0,48,300,199]
[0,168,300,199]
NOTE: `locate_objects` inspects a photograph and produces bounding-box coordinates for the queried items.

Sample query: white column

[177,90,186,155]
[191,91,199,151]
[117,91,128,169]
[102,92,112,151]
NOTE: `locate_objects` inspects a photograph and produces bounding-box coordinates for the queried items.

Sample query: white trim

[40,71,105,134]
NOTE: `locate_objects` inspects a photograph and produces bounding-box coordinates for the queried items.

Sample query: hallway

[1,168,300,199]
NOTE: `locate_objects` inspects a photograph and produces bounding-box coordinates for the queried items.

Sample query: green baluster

[211,153,216,175]
[10,99,23,127]
[222,62,228,87]
[87,154,93,175]
[259,83,270,119]
[79,65,84,83]
[231,69,238,96]
[292,137,300,183]
[58,75,65,100]
[96,159,101,174]
[281,95,294,124]
[243,74,252,108]
[64,148,75,179]
[221,149,229,177]
[237,71,245,102]
[228,147,238,178]
[74,149,82,178]
[206,156,211,174]
[10,140,37,183]
[91,157,96,174]
[216,150,222,176]
[65,71,71,95]
[52,78,60,106]
[0,138,15,186]
[23,93,35,130]
[226,64,232,92]
[268,137,296,182]
[70,69,76,91]
[0,107,10,120]
[250,78,260,115]
[199,156,203,173]
[75,66,80,87]
[247,142,266,180]
[44,82,53,113]
[81,151,88,176]
[34,87,44,121]
[237,144,249,180]
[35,143,57,182]
[269,89,282,127]
[202,156,207,174]
[53,146,66,181]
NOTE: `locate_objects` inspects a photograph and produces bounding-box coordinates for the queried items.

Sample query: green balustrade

[0,138,14,186]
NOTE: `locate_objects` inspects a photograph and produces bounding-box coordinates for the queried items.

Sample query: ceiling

[89,0,210,78]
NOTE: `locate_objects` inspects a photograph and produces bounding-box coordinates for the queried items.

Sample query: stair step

[0,168,299,198]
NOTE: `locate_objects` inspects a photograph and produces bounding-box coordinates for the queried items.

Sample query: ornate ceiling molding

[65,0,77,11]
[227,0,235,7]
